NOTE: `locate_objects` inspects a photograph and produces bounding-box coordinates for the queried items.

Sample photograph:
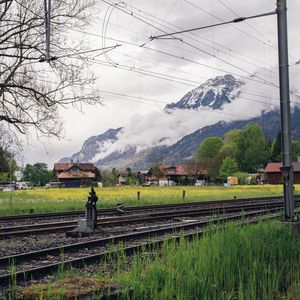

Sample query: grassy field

[111,221,300,299]
[21,221,300,299]
[0,184,298,216]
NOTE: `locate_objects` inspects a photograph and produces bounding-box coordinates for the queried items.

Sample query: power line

[17,26,285,104]
[72,30,286,103]
[19,1,282,96]
[88,58,202,87]
[72,29,270,86]
[92,56,300,105]
[214,0,298,61]
[126,0,297,78]
[39,45,121,62]
[215,0,277,47]
[32,76,259,121]
[100,0,280,89]
[184,0,278,50]
[100,90,253,120]
[124,0,278,70]
[11,0,300,101]
[119,1,281,78]
[88,57,285,107]
[150,11,276,40]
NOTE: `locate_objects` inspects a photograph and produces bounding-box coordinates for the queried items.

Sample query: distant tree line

[22,163,55,186]
[188,123,300,183]
[3,123,300,187]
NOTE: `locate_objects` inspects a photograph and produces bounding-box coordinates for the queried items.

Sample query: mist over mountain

[60,62,300,170]
[60,128,123,163]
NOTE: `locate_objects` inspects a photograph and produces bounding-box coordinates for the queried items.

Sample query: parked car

[3,185,16,192]
[16,181,32,190]
[195,180,205,186]
[46,182,63,189]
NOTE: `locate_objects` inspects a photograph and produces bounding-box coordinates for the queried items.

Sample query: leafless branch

[0,0,102,138]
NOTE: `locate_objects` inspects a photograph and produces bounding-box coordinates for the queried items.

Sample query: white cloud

[21,0,300,166]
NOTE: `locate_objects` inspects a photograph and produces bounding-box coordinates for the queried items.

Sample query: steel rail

[0,195,295,222]
[0,199,297,238]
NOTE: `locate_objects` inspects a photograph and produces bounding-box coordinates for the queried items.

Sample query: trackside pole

[276,0,294,220]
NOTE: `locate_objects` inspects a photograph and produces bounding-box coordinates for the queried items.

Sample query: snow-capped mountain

[165,74,244,110]
[60,62,300,170]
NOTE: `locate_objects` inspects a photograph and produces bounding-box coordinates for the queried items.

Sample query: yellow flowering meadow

[0,185,298,216]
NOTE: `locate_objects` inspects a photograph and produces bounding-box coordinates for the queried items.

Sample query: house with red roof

[138,165,207,186]
[54,160,100,188]
[264,162,300,184]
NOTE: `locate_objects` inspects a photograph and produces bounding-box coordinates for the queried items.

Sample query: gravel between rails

[0,210,281,278]
[0,197,293,234]
[0,216,206,258]
[0,196,292,228]
[0,200,289,257]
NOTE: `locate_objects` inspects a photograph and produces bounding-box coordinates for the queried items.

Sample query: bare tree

[151,158,164,180]
[0,124,17,150]
[185,157,204,183]
[0,0,103,137]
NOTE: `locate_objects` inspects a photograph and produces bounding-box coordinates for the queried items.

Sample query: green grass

[18,221,300,299]
[0,184,298,216]
[110,221,300,299]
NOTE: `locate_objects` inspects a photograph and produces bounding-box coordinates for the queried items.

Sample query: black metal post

[43,0,51,62]
[276,0,294,220]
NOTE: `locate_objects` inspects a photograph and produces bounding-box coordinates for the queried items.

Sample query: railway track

[1,198,298,238]
[0,207,282,286]
[0,195,293,223]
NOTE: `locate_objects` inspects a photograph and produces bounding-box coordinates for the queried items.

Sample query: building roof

[264,162,300,173]
[57,171,95,179]
[54,163,95,172]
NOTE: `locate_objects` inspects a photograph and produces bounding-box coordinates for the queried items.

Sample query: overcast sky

[22,0,300,167]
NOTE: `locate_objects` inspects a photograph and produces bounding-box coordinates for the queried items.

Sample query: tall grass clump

[114,221,300,300]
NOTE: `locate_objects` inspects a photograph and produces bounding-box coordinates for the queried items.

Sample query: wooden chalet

[138,165,207,186]
[264,162,300,184]
[54,161,99,188]
[160,165,206,186]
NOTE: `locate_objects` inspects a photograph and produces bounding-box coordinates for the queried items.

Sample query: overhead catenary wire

[122,0,298,79]
[16,25,288,104]
[184,0,278,51]
[149,11,276,40]
[214,0,298,61]
[102,2,122,66]
[12,0,289,94]
[98,90,255,120]
[100,0,280,89]
[71,28,289,103]
[10,0,300,101]
[73,28,286,103]
[215,0,277,47]
[124,0,278,69]
[121,2,280,78]
[90,55,300,105]
[39,45,121,62]
[88,57,287,107]
[94,46,288,104]
[32,76,261,121]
